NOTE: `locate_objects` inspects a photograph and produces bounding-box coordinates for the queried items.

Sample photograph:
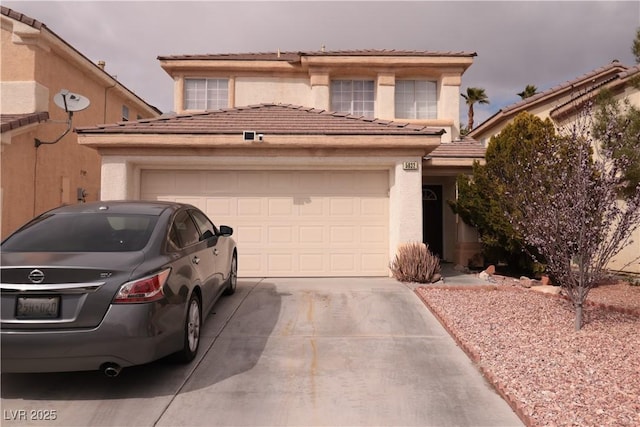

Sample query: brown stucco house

[0,7,161,238]
[469,61,640,274]
[77,50,486,277]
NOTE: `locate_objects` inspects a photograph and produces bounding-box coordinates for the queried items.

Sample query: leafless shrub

[390,242,441,283]
[503,101,640,330]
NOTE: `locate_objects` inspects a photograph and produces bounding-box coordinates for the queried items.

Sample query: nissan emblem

[28,269,45,284]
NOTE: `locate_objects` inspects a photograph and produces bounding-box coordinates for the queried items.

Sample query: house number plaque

[403,161,419,171]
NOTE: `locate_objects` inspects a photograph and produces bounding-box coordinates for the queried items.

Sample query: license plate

[16,296,60,319]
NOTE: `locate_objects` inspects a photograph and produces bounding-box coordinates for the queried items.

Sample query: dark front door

[423,185,443,258]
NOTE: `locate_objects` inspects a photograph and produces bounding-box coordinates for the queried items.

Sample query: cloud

[4,1,639,125]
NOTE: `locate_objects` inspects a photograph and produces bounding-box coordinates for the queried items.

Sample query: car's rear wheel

[223,252,238,296]
[175,292,201,363]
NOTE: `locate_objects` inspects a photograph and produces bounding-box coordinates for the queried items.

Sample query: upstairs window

[330,80,375,118]
[184,78,229,110]
[395,80,437,120]
[121,105,129,121]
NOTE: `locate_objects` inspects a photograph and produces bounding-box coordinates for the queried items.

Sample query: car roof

[45,200,193,216]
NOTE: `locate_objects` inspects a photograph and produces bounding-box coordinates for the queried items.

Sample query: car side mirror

[219,225,233,236]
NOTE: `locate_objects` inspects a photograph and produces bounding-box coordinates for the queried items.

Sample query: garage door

[140,170,389,277]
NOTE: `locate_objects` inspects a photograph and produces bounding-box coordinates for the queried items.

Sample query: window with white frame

[184,78,229,110]
[330,80,375,118]
[395,80,437,120]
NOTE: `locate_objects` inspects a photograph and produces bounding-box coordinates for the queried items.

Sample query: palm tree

[517,84,538,100]
[461,87,489,131]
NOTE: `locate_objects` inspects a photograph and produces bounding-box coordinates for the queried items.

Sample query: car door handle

[213,248,219,256]
[192,256,200,265]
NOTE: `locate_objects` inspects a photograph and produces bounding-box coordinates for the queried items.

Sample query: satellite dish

[35,89,91,148]
[53,89,91,113]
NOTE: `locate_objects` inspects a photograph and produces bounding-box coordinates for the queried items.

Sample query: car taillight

[113,269,171,303]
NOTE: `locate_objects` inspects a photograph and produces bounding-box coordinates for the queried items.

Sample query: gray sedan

[1,201,237,376]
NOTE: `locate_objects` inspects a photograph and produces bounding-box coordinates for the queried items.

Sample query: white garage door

[140,170,389,277]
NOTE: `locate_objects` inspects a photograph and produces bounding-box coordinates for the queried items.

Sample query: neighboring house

[77,50,486,277]
[0,7,160,239]
[469,61,640,274]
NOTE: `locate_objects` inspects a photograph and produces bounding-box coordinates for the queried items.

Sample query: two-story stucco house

[469,61,640,274]
[77,50,486,277]
[0,7,160,238]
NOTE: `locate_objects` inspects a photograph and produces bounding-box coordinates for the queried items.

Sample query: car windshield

[1,213,159,252]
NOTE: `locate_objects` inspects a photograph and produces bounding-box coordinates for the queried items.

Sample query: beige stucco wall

[169,60,465,141]
[0,15,159,238]
[0,81,49,113]
[235,76,311,107]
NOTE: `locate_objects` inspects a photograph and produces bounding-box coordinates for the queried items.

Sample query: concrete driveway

[1,278,522,426]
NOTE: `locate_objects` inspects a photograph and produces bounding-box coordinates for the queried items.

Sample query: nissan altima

[0,201,237,376]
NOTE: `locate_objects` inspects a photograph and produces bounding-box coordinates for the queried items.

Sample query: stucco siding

[235,77,311,107]
[389,159,424,258]
[1,12,159,238]
[0,81,48,113]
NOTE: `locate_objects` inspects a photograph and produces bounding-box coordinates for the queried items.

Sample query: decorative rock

[531,285,562,295]
[519,276,533,288]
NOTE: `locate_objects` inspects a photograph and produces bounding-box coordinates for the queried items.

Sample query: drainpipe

[99,61,117,123]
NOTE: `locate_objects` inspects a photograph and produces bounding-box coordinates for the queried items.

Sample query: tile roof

[1,112,49,133]
[427,139,485,159]
[617,64,640,80]
[157,49,477,61]
[469,61,631,138]
[0,6,44,29]
[500,61,628,115]
[76,104,446,136]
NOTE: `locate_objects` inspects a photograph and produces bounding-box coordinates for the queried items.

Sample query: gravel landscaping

[416,279,640,427]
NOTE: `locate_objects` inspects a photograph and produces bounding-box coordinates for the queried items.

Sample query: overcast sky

[4,1,639,124]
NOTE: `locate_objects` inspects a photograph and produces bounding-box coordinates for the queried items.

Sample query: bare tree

[503,102,640,331]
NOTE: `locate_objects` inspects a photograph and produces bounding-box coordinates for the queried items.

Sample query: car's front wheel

[175,292,201,363]
[223,252,238,296]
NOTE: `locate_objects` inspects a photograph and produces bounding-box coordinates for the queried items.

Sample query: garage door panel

[141,170,389,277]
[362,226,387,243]
[329,199,356,215]
[206,198,232,216]
[330,253,356,272]
[299,253,324,268]
[330,226,354,243]
[268,226,294,243]
[238,226,262,243]
[240,253,263,276]
[268,198,294,216]
[204,171,237,190]
[361,198,387,215]
[299,226,323,243]
[267,253,294,274]
[237,198,262,216]
[299,198,323,215]
[143,171,175,192]
[238,173,265,192]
